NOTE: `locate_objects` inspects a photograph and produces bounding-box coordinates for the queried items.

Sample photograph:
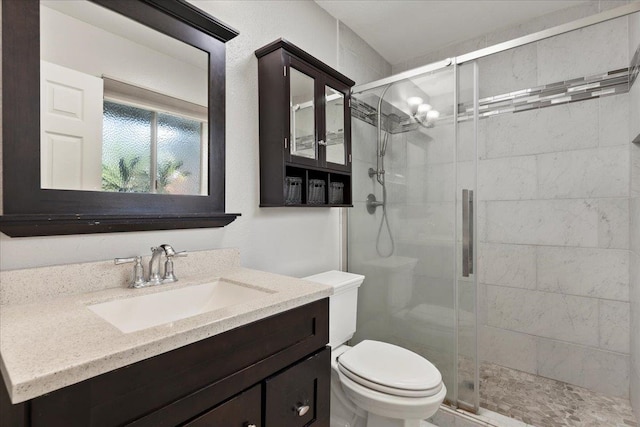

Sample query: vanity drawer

[265,347,330,427]
[182,384,262,427]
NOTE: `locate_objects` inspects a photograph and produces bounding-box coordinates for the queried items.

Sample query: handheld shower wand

[366,84,395,258]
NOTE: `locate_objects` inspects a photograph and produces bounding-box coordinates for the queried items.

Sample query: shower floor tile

[480,362,638,427]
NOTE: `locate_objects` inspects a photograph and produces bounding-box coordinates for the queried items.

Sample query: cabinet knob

[245,424,257,427]
[296,404,310,417]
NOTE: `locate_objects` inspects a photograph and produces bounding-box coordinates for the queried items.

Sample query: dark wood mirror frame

[0,0,240,237]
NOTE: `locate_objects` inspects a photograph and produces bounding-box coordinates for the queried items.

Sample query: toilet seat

[337,340,443,398]
[336,366,447,420]
[338,363,443,398]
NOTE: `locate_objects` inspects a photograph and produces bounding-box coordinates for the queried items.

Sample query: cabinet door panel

[182,384,261,427]
[324,85,345,166]
[265,348,330,427]
[287,56,320,168]
[323,74,351,173]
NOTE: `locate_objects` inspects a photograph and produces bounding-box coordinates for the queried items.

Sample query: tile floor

[479,363,638,427]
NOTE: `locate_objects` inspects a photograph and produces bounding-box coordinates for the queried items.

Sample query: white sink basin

[88,280,272,333]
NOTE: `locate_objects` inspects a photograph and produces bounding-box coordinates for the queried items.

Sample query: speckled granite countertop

[0,266,331,404]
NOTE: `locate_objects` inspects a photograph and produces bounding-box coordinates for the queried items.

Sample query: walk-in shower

[348,3,640,426]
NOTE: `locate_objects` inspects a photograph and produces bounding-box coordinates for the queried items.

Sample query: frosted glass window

[157,113,203,195]
[102,101,152,193]
[102,101,205,195]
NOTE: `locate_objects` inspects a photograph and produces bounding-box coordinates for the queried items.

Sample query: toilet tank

[303,270,364,348]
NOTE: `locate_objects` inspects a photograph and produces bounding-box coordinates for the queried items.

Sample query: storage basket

[329,182,344,204]
[284,176,302,205]
[307,179,326,205]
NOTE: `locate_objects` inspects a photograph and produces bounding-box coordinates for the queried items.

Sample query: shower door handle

[462,189,474,277]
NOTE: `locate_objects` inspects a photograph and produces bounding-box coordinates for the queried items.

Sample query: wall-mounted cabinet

[255,39,355,207]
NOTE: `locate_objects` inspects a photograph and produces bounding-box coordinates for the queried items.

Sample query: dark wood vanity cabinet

[0,299,330,427]
[255,39,355,207]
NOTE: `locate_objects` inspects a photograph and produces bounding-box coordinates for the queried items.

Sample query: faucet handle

[163,250,187,282]
[114,256,147,288]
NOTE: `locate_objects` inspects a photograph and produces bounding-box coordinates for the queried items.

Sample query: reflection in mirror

[325,86,345,165]
[39,0,208,195]
[289,68,316,160]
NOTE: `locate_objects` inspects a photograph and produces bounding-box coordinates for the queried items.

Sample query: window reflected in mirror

[102,101,206,195]
[39,0,208,195]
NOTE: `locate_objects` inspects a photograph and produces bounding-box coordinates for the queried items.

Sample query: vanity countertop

[0,267,331,404]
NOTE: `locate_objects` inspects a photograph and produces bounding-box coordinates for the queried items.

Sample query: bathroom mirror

[0,0,240,236]
[40,0,209,196]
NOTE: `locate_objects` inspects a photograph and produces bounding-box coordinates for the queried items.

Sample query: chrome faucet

[116,244,187,288]
[148,246,167,285]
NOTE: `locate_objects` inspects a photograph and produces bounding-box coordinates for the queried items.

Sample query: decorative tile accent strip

[461,68,629,121]
[353,68,630,131]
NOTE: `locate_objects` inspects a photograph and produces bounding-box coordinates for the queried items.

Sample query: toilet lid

[337,340,442,395]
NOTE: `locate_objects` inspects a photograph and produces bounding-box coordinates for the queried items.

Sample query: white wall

[0,1,391,277]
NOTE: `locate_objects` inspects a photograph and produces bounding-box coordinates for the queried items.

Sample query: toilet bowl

[304,271,446,427]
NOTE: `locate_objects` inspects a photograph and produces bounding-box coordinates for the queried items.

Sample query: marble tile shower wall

[629,10,640,420]
[475,19,632,398]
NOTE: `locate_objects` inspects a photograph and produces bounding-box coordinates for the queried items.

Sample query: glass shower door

[349,61,478,410]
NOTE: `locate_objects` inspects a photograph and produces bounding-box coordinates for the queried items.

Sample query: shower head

[386,113,401,133]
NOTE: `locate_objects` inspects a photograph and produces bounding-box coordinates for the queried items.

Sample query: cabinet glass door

[324,85,346,166]
[289,67,317,161]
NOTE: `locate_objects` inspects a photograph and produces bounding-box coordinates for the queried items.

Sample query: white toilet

[304,270,446,427]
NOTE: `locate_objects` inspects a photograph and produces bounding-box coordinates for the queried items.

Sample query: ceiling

[315,0,589,65]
